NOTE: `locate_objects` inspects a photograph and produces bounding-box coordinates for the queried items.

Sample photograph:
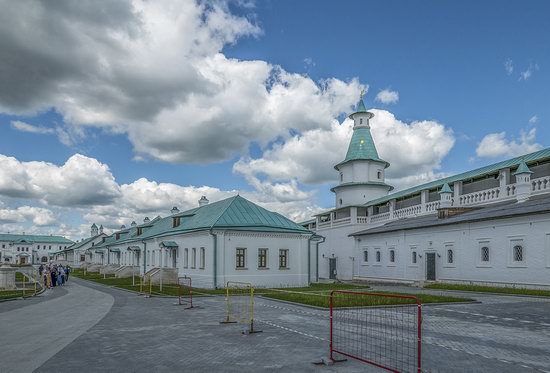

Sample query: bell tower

[331,92,393,207]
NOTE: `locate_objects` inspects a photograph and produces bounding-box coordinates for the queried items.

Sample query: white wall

[354,213,550,288]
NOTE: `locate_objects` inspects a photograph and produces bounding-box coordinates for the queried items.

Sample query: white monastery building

[0,234,73,265]
[70,196,314,289]
[301,96,550,289]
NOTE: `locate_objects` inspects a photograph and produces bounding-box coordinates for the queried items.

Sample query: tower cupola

[331,92,393,207]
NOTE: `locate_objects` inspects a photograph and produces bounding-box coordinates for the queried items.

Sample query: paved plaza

[1,279,550,373]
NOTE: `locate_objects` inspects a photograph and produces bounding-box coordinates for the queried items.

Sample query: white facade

[354,213,550,288]
[0,237,72,265]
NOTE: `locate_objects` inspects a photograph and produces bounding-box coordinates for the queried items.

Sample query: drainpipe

[315,236,325,283]
[142,240,147,274]
[209,229,217,289]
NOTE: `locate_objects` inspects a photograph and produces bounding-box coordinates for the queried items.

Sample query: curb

[421,287,550,300]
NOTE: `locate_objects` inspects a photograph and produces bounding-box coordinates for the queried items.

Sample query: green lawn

[262,290,472,308]
[424,283,550,297]
[0,290,26,300]
[72,269,368,297]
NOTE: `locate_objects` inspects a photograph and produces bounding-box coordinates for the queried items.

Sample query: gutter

[142,240,147,274]
[308,234,325,283]
[209,229,217,289]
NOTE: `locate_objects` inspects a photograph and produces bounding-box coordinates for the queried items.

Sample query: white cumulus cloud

[476,128,543,158]
[375,89,399,104]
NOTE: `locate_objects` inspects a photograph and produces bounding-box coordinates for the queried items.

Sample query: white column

[420,190,428,213]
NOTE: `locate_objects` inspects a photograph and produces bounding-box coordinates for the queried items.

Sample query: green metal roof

[439,183,452,194]
[367,147,550,207]
[0,233,73,245]
[160,241,178,248]
[356,98,367,113]
[95,195,310,247]
[62,234,105,252]
[335,127,388,170]
[513,160,533,175]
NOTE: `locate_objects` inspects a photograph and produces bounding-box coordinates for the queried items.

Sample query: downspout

[315,236,325,283]
[142,240,147,274]
[209,229,217,289]
[307,236,312,285]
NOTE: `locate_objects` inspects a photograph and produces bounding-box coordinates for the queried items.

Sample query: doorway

[329,258,337,279]
[426,252,436,281]
[20,256,27,265]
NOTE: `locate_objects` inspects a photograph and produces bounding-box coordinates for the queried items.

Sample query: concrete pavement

[0,280,114,373]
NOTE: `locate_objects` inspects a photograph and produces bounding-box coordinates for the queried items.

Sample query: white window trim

[387,248,396,267]
[361,247,369,266]
[508,238,527,268]
[373,249,382,266]
[408,246,418,268]
[258,248,269,270]
[443,244,456,268]
[477,240,491,268]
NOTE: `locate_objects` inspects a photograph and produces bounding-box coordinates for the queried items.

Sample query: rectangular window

[49,245,51,250]
[279,249,289,269]
[258,248,268,268]
[36,245,39,249]
[115,233,120,240]
[363,250,368,262]
[200,247,205,269]
[376,250,381,262]
[172,216,181,228]
[236,248,246,269]
[389,249,395,263]
[137,227,143,236]
[412,251,417,264]
[147,251,151,266]
[191,248,196,269]
[184,248,188,268]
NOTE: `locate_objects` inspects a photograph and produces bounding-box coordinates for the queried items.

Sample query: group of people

[38,264,70,289]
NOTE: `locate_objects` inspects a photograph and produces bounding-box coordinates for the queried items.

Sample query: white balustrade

[332,217,351,227]
[370,212,391,223]
[393,205,422,219]
[356,216,369,224]
[532,176,550,194]
[425,201,440,212]
[458,186,501,206]
[505,184,516,196]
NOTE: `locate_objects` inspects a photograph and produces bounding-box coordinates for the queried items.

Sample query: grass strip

[424,283,550,297]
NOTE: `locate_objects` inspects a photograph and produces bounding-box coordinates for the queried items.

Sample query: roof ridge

[210,195,240,229]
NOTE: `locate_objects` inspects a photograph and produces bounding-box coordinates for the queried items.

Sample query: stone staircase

[99,264,120,275]
[144,267,178,285]
[114,266,140,278]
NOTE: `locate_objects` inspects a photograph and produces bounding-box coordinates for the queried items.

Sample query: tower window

[360,118,363,125]
[340,172,343,182]
[377,170,382,179]
[339,198,343,206]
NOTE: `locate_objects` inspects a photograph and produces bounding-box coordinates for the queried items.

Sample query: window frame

[279,249,289,269]
[375,250,381,264]
[199,247,205,269]
[443,243,456,268]
[184,248,188,268]
[363,249,368,263]
[191,248,196,269]
[477,240,491,268]
[258,248,268,269]
[236,248,246,269]
[509,238,526,267]
[388,248,396,266]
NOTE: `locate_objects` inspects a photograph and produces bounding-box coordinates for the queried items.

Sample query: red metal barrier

[177,276,194,309]
[329,290,422,373]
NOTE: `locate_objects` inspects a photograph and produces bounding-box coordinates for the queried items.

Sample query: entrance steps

[100,264,120,275]
[144,267,178,285]
[115,266,140,278]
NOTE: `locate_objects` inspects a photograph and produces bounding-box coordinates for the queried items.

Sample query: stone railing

[505,184,516,197]
[532,176,550,194]
[393,205,422,219]
[425,201,440,212]
[458,186,501,206]
[318,220,331,228]
[357,216,369,224]
[370,212,391,223]
[332,217,351,227]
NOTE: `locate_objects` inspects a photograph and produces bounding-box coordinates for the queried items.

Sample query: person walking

[59,266,65,286]
[65,266,70,281]
[51,267,57,288]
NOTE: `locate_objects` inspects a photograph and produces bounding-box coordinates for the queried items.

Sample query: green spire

[438,183,453,194]
[513,160,533,175]
[356,98,367,112]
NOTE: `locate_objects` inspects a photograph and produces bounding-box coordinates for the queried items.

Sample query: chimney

[144,217,150,223]
[171,206,179,215]
[198,196,209,207]
[131,221,137,227]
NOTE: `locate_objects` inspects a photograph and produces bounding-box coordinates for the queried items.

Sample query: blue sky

[0,0,548,238]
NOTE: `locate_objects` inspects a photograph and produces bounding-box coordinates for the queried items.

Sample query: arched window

[447,249,453,264]
[377,171,382,179]
[389,250,395,263]
[41,256,48,263]
[513,245,523,262]
[412,251,417,264]
[359,118,363,125]
[481,247,489,262]
[376,251,381,262]
[363,250,368,262]
[339,198,343,206]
